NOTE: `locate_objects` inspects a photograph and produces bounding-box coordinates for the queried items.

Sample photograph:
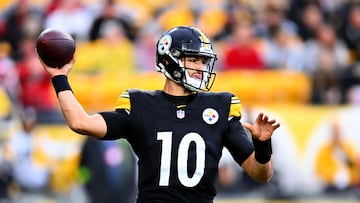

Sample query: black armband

[52,75,73,96]
[252,138,272,164]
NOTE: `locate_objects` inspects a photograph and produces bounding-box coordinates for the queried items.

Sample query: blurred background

[0,0,360,203]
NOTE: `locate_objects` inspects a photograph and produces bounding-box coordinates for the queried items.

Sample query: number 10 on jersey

[157,132,206,187]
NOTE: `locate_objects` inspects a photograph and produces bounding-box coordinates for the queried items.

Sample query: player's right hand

[38,56,75,78]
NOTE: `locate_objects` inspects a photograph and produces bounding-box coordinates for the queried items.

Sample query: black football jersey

[100,89,254,203]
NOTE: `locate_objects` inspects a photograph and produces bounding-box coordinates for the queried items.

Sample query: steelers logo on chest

[202,108,219,125]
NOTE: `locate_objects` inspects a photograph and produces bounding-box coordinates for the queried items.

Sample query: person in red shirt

[17,38,64,123]
[222,20,265,71]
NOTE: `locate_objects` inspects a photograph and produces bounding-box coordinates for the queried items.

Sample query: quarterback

[39,26,280,202]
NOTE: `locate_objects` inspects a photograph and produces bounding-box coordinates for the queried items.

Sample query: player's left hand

[242,112,280,141]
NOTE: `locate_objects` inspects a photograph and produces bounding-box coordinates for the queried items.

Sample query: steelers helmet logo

[157,34,172,55]
[202,108,219,125]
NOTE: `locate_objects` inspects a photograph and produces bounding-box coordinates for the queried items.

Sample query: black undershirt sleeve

[223,117,255,165]
[99,109,132,140]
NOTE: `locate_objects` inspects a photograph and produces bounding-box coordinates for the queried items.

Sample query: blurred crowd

[1,0,360,202]
[1,0,360,111]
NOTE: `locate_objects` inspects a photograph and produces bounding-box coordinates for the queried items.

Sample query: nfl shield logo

[176,109,185,119]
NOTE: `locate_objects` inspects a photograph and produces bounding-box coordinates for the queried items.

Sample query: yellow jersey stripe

[229,96,242,118]
[231,97,241,104]
[115,90,131,111]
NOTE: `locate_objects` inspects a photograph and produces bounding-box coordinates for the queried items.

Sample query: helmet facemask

[180,56,216,92]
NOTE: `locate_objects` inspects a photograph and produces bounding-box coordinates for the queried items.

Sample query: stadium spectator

[261,24,306,71]
[88,0,137,42]
[337,3,360,62]
[43,0,93,41]
[0,41,19,103]
[16,38,64,123]
[254,2,298,40]
[0,108,12,202]
[0,159,12,202]
[303,23,350,104]
[309,50,343,105]
[293,3,325,41]
[74,20,136,74]
[133,25,159,72]
[221,11,265,71]
[0,0,43,60]
[339,46,360,104]
[314,120,359,194]
[79,137,136,203]
[4,107,51,203]
[0,44,14,198]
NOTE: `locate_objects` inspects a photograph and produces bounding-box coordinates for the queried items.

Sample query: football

[36,28,75,68]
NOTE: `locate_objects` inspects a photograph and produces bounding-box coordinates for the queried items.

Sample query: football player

[40,26,280,202]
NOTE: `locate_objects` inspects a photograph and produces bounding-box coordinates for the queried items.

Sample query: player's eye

[201,58,210,65]
[186,57,207,65]
[186,57,197,63]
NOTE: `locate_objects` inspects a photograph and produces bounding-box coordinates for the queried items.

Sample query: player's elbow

[67,120,83,132]
[242,153,274,183]
[252,168,273,183]
[66,115,105,139]
[67,119,89,135]
[259,169,273,183]
[249,161,274,183]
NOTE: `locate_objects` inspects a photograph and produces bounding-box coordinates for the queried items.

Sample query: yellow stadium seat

[0,87,11,118]
[197,7,228,38]
[158,5,195,31]
[69,70,311,111]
